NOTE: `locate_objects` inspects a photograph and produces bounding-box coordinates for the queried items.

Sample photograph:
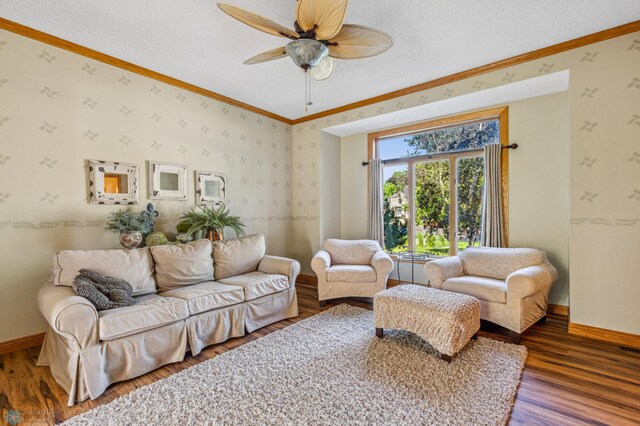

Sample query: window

[373,108,508,256]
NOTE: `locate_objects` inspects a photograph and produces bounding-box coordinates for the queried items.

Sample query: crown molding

[2,17,639,127]
[0,17,294,125]
[290,19,640,125]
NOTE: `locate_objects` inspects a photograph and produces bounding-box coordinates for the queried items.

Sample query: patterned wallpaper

[292,32,640,334]
[1,26,639,341]
[0,29,293,341]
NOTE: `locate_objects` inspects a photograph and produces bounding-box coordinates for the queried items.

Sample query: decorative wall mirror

[195,171,226,205]
[148,161,188,200]
[88,160,139,205]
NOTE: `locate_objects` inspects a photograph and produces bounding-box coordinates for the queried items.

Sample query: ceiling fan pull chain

[305,70,313,112]
[308,72,312,108]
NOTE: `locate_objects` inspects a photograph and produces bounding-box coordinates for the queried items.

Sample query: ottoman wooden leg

[509,330,521,344]
[375,327,384,338]
[319,300,327,307]
[472,332,478,340]
[440,353,452,363]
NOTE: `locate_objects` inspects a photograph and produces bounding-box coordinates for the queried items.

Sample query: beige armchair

[423,247,557,343]
[312,239,394,304]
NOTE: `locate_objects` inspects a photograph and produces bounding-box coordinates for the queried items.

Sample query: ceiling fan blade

[309,57,336,81]
[328,24,393,59]
[244,47,288,65]
[296,0,349,40]
[218,3,299,39]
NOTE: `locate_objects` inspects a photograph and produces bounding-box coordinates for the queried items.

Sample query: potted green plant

[177,205,246,241]
[105,207,154,249]
[175,221,194,243]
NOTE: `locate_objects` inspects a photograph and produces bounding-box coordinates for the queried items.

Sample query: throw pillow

[150,239,214,291]
[212,233,266,280]
[54,247,156,296]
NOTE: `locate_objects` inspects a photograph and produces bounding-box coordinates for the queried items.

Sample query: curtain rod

[361,143,518,166]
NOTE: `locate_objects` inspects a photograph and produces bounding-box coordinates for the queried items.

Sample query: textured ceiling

[1,0,639,120]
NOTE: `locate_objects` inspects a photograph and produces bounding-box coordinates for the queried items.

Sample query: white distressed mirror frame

[195,171,226,206]
[88,159,139,205]
[148,161,188,200]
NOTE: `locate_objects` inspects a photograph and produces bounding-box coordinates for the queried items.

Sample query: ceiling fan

[217,0,393,110]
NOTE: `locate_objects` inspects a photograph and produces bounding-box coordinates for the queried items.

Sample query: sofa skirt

[37,302,249,406]
[38,320,188,406]
[38,289,298,405]
[245,286,298,333]
[186,303,245,355]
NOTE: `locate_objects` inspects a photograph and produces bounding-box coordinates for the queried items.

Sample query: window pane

[378,119,499,160]
[457,156,484,252]
[383,164,408,253]
[415,160,450,256]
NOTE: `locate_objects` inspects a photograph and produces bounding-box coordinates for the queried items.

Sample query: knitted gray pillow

[72,268,137,310]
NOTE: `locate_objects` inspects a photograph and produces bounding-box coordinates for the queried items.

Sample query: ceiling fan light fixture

[218,0,393,112]
[285,39,329,70]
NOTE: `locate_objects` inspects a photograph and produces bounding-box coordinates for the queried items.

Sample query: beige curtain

[481,143,505,247]
[368,159,385,248]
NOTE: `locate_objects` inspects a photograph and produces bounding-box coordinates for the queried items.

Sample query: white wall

[337,92,570,306]
[340,133,368,239]
[509,92,570,305]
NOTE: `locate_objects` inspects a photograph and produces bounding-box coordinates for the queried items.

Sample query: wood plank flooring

[1,282,639,425]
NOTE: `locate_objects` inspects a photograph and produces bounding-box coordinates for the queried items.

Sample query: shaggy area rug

[64,304,527,426]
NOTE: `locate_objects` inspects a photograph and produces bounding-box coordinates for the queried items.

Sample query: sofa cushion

[150,240,214,291]
[217,271,289,301]
[98,294,188,341]
[212,234,266,280]
[54,248,156,296]
[323,239,381,265]
[326,265,377,283]
[160,281,245,315]
[442,276,507,304]
[459,247,544,280]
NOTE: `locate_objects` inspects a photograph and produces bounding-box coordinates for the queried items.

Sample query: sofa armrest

[37,281,99,351]
[423,256,464,289]
[506,263,558,301]
[311,250,332,275]
[371,251,393,277]
[258,255,301,285]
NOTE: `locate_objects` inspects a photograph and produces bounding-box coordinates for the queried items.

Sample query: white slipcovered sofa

[423,247,557,343]
[37,234,300,405]
[311,239,394,304]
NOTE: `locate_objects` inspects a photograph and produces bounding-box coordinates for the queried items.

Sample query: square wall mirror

[88,160,139,205]
[104,173,129,194]
[195,171,226,205]
[148,161,187,200]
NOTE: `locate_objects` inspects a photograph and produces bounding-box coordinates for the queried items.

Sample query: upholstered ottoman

[374,284,481,362]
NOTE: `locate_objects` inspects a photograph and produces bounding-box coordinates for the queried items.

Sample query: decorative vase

[119,231,143,249]
[207,229,224,241]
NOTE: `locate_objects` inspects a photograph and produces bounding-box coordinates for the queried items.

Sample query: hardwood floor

[1,282,639,425]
